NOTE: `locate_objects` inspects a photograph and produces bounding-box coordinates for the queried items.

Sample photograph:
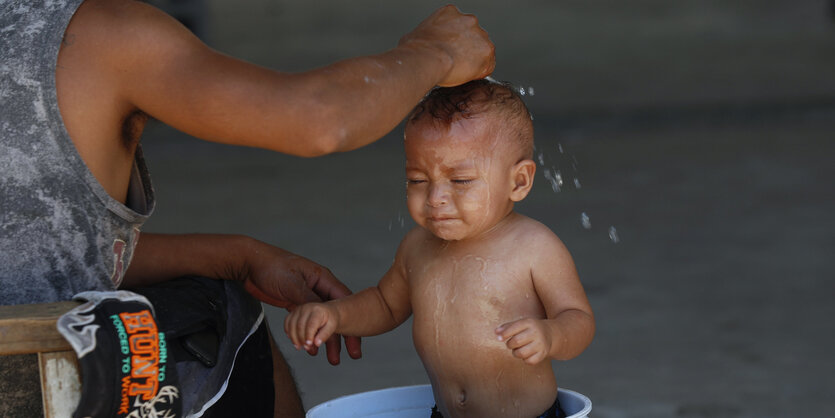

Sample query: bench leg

[39,351,81,418]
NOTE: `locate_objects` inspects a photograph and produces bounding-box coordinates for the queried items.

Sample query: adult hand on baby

[495,318,554,365]
[240,240,362,365]
[284,303,340,354]
[398,5,495,87]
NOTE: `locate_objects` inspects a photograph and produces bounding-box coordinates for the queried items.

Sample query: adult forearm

[118,4,492,157]
[281,44,453,155]
[122,233,251,288]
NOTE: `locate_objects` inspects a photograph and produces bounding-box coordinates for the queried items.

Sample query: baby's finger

[505,328,534,351]
[283,311,303,349]
[313,317,338,348]
[303,309,328,348]
[496,319,530,344]
[513,344,546,365]
[511,343,534,360]
[294,308,315,348]
[495,318,534,342]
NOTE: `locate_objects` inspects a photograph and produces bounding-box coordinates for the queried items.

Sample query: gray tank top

[1,0,156,305]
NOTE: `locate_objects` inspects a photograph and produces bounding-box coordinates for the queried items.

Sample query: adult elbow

[295,125,352,157]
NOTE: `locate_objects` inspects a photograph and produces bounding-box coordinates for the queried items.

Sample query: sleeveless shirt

[0,0,156,305]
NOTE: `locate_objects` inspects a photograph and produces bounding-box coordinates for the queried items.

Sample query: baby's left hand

[495,318,553,365]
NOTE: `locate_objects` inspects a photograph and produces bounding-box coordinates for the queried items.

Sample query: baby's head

[404,79,536,241]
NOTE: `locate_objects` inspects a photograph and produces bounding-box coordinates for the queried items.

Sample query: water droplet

[581,212,591,229]
[609,226,620,243]
[544,168,562,193]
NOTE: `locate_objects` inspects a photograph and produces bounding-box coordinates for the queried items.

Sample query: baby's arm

[495,229,595,365]
[285,238,413,352]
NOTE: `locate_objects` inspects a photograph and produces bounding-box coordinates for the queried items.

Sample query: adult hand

[241,239,363,365]
[399,5,495,87]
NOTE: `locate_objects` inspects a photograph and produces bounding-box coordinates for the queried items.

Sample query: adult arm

[123,232,363,364]
[75,0,495,157]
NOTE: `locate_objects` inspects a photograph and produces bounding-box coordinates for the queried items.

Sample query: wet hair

[407,79,534,160]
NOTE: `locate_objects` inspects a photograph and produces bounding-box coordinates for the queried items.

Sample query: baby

[285,79,595,418]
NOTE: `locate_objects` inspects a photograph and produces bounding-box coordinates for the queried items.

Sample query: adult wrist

[394,40,454,86]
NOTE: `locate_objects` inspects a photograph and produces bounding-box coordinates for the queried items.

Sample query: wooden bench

[0,301,82,418]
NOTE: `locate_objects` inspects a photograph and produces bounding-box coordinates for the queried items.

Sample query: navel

[456,389,467,408]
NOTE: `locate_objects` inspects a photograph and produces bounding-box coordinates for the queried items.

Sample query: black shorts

[132,277,274,417]
[430,395,566,418]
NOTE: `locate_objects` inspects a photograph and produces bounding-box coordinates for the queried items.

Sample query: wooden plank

[0,354,43,418]
[0,302,80,355]
[39,351,81,418]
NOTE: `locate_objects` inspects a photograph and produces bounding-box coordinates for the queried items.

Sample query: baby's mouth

[428,216,458,224]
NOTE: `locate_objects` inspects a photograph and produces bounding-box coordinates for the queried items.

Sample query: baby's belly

[412,309,557,417]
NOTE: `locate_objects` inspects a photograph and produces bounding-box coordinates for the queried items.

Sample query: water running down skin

[285,82,594,418]
[44,2,496,414]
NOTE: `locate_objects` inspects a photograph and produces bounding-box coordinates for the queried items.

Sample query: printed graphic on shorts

[56,302,101,358]
[114,309,179,417]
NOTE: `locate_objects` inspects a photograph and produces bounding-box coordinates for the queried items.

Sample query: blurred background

[140,1,835,417]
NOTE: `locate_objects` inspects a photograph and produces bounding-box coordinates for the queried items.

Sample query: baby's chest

[407,255,539,322]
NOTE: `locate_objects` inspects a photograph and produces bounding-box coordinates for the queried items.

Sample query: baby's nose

[426,184,449,207]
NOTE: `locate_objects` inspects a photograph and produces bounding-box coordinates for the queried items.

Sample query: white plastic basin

[307,384,592,418]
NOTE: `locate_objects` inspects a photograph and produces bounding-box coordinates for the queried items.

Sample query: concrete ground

[141,1,835,416]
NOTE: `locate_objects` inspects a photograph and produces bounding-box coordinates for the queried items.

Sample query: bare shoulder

[510,214,569,250]
[397,226,435,258]
[504,214,576,275]
[68,0,204,63]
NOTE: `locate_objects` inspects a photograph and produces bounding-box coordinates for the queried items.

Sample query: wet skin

[404,118,556,417]
[407,222,559,417]
[285,115,594,417]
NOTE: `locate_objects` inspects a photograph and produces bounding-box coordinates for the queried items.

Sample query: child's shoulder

[396,226,437,253]
[506,213,570,254]
[507,213,558,238]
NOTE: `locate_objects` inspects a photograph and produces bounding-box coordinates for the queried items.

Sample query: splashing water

[388,211,407,232]
[581,212,591,229]
[543,168,563,192]
[608,226,620,243]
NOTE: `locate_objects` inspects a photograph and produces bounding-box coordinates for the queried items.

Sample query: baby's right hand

[284,302,340,353]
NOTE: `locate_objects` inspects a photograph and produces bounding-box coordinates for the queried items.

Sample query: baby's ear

[510,159,536,202]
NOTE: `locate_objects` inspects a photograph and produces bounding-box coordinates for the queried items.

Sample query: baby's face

[404,116,516,241]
